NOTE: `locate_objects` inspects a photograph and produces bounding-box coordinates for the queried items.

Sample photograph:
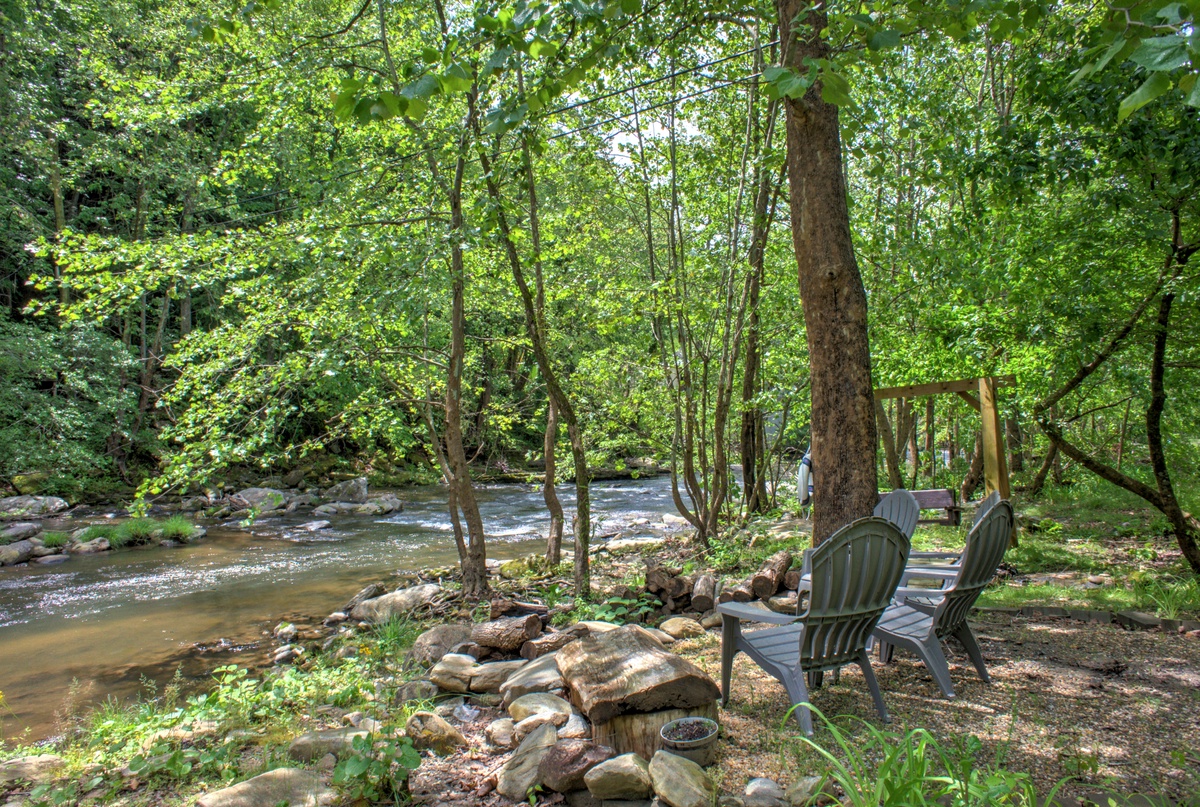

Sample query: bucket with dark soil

[660,716,719,767]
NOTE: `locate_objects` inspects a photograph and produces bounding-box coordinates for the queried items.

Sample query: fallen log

[691,575,716,613]
[490,598,550,620]
[520,626,588,660]
[751,550,793,600]
[472,614,542,652]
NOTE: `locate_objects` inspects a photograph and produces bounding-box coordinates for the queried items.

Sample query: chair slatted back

[874,489,920,539]
[972,490,1002,529]
[934,500,1013,638]
[801,517,910,669]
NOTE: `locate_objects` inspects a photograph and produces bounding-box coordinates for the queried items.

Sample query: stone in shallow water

[195,768,336,807]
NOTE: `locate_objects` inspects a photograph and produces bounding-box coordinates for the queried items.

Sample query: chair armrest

[894,586,946,604]
[716,602,803,625]
[901,566,960,580]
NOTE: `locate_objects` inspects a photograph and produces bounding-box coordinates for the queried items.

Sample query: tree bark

[543,399,564,565]
[751,550,793,599]
[471,615,542,652]
[961,431,984,501]
[778,0,878,544]
[875,398,904,489]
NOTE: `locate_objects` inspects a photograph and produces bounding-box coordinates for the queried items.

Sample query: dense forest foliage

[2,0,1198,586]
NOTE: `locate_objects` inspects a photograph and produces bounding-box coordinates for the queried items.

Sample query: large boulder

[0,539,34,566]
[409,623,474,666]
[287,728,368,762]
[583,753,652,800]
[350,583,441,623]
[196,768,336,807]
[68,537,110,554]
[648,751,714,807]
[539,740,615,793]
[234,488,287,511]
[500,652,564,706]
[0,754,64,785]
[495,721,559,801]
[405,711,466,755]
[2,522,41,541]
[323,477,368,503]
[0,495,69,518]
[556,625,720,723]
[509,692,573,723]
[343,582,386,613]
[659,617,705,640]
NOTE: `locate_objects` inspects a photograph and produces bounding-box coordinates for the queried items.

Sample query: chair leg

[857,649,890,723]
[720,614,738,706]
[953,623,991,683]
[782,670,814,736]
[807,670,824,689]
[918,637,957,698]
[878,640,895,664]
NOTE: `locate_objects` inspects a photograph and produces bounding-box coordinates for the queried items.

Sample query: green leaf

[868,29,902,50]
[439,63,472,94]
[344,755,370,777]
[820,69,852,106]
[1129,36,1190,71]
[529,39,558,58]
[620,0,641,13]
[1184,71,1200,107]
[1118,71,1172,121]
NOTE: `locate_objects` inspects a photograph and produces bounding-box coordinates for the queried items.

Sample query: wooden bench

[878,488,962,526]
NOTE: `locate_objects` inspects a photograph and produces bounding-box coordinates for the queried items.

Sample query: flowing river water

[0,476,680,741]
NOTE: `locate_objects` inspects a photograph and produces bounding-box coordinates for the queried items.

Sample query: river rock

[350,583,440,623]
[68,537,110,554]
[515,712,567,743]
[344,582,386,612]
[556,625,721,723]
[312,504,339,516]
[234,487,287,510]
[323,477,368,503]
[539,740,616,793]
[501,652,564,706]
[487,717,517,749]
[0,539,34,566]
[0,754,64,784]
[182,496,209,512]
[33,554,70,565]
[405,711,466,755]
[409,624,472,666]
[429,653,476,693]
[559,712,591,739]
[659,618,704,640]
[496,721,559,801]
[298,520,331,532]
[584,753,652,800]
[395,679,439,703]
[286,727,368,762]
[744,777,787,807]
[2,522,41,541]
[509,692,573,723]
[0,495,69,518]
[470,659,528,693]
[283,468,308,487]
[196,768,336,807]
[649,751,713,807]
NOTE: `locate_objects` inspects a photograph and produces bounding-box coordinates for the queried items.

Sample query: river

[0,476,680,741]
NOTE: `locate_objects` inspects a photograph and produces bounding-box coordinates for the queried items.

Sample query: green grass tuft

[158,515,196,541]
[39,531,68,548]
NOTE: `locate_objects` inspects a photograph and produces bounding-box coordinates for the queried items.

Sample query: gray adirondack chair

[718,517,910,735]
[872,499,1014,698]
[904,489,1001,572]
[874,489,920,539]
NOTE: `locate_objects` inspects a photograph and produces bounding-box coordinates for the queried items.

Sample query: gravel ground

[673,612,1200,803]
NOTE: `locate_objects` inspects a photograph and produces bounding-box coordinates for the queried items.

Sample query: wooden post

[978,376,1010,500]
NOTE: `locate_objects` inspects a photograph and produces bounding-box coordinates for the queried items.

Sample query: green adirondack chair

[717,517,910,735]
[872,499,1014,698]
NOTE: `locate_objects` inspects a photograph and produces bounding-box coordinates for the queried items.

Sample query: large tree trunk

[778,2,877,543]
[961,431,984,500]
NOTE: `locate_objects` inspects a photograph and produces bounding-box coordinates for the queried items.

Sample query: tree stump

[691,575,717,613]
[591,702,718,761]
[556,624,720,723]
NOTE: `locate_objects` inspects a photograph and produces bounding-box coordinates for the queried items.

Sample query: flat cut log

[783,570,802,592]
[751,550,793,599]
[718,578,754,604]
[556,624,720,724]
[691,575,716,613]
[472,614,542,652]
